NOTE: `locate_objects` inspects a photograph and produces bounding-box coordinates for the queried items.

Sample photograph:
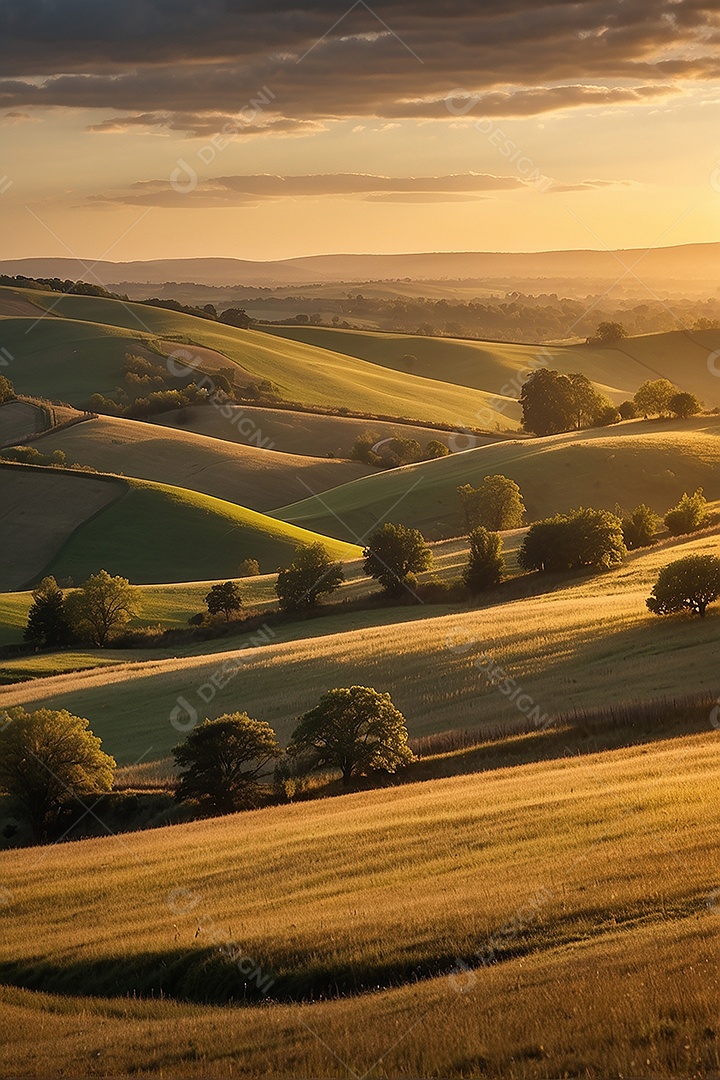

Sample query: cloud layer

[0,0,717,133]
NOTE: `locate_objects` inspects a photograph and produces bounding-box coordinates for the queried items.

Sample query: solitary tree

[64,570,139,647]
[276,542,344,610]
[664,489,709,536]
[463,528,504,593]
[288,686,413,786]
[205,581,244,621]
[0,707,115,842]
[669,391,702,419]
[174,714,281,813]
[458,475,525,532]
[647,555,720,618]
[24,576,72,648]
[633,379,679,418]
[588,321,628,344]
[363,522,432,596]
[425,440,450,459]
[622,504,660,550]
[519,507,626,573]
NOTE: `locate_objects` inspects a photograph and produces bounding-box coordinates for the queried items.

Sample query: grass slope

[1,287,518,428]
[2,465,360,589]
[0,464,122,591]
[1,529,718,764]
[264,323,720,408]
[35,414,373,511]
[1,732,719,1078]
[273,416,720,540]
[152,403,498,457]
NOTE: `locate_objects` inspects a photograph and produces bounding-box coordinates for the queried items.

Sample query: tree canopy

[24,576,72,648]
[65,570,139,646]
[205,581,243,621]
[288,686,413,786]
[519,507,626,573]
[633,379,679,418]
[276,542,344,610]
[0,707,115,842]
[173,713,281,813]
[363,522,432,596]
[647,555,720,618]
[463,527,504,593]
[519,368,612,436]
[458,474,525,532]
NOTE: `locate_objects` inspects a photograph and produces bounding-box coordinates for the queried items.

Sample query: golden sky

[1,0,719,262]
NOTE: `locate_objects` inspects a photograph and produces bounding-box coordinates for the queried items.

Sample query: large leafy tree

[519,507,626,573]
[669,391,702,419]
[647,555,720,618]
[205,581,243,621]
[24,576,72,648]
[276,542,344,610]
[463,528,505,593]
[288,686,413,786]
[65,570,139,646]
[0,707,115,842]
[633,379,679,418]
[363,522,432,596]
[174,714,281,813]
[458,474,525,532]
[566,373,611,430]
[520,368,576,436]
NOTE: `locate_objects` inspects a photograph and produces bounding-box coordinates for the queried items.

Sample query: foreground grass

[1,732,719,1077]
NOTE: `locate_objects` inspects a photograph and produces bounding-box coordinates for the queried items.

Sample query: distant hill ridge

[1,242,718,288]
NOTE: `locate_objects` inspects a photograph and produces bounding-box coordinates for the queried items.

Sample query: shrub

[668,391,702,419]
[622,504,660,549]
[664,489,709,536]
[617,400,638,420]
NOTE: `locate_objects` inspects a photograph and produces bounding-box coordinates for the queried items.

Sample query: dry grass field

[0,730,718,1077]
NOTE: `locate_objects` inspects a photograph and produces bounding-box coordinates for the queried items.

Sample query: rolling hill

[264,323,720,409]
[272,416,720,541]
[32,414,374,511]
[0,464,360,590]
[0,287,520,428]
[2,528,718,765]
[151,403,498,457]
[0,727,718,1078]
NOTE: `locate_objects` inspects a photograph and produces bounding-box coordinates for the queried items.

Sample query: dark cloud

[0,1,717,128]
[90,171,526,207]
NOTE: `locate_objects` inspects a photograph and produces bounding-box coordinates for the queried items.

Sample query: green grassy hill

[0,287,519,428]
[272,416,720,540]
[0,464,360,589]
[0,729,718,1078]
[34,414,373,511]
[264,323,720,407]
[2,527,718,764]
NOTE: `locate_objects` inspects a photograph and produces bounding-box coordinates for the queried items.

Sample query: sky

[1,0,719,261]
